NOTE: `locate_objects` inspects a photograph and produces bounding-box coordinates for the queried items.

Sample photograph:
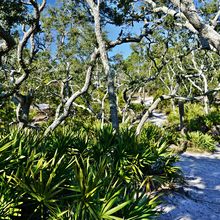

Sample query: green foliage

[187,115,209,133]
[0,0,27,28]
[204,111,220,129]
[200,0,219,17]
[99,0,142,25]
[167,103,219,152]
[140,123,163,143]
[141,122,179,147]
[0,101,16,130]
[187,131,216,152]
[169,103,204,123]
[185,104,204,121]
[0,125,181,219]
[167,103,216,131]
[163,14,175,28]
[187,110,220,141]
[129,103,144,112]
[0,175,22,219]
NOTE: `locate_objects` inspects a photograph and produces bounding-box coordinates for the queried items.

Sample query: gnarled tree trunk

[15,91,33,128]
[86,0,119,130]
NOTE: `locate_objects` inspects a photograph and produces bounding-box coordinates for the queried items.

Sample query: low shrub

[187,131,216,152]
[167,103,205,128]
[167,103,219,145]
[187,110,220,142]
[166,107,179,127]
[204,111,220,128]
[0,125,182,219]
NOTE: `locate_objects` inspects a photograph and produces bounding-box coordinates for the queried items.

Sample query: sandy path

[158,147,220,220]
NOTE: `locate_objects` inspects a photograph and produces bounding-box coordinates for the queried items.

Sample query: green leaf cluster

[0,124,182,219]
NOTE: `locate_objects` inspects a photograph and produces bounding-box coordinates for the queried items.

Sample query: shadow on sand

[158,149,220,220]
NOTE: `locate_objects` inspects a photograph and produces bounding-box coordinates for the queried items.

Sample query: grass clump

[187,131,216,152]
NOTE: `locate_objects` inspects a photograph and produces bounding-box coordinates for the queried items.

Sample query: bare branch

[170,0,220,53]
[44,48,99,135]
[211,10,220,28]
[86,0,119,130]
[135,87,220,136]
[16,0,47,86]
[0,0,46,99]
[144,0,220,53]
[72,102,93,114]
[108,35,145,48]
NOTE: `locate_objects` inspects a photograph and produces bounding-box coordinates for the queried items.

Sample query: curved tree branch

[144,0,220,53]
[135,87,220,136]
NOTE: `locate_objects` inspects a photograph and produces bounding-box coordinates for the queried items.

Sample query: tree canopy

[0,0,219,133]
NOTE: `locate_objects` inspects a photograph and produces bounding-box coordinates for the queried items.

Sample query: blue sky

[47,0,55,5]
[45,0,142,58]
[107,23,143,58]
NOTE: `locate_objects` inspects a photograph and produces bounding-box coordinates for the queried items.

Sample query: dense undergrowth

[0,124,182,219]
[1,103,218,219]
[167,104,219,152]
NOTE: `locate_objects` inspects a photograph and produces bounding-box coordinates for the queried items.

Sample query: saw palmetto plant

[0,125,182,219]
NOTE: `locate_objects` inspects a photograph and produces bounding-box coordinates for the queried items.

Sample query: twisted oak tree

[144,0,220,53]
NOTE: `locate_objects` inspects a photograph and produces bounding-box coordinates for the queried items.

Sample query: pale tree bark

[43,32,146,135]
[15,0,46,127]
[44,48,99,135]
[0,0,46,99]
[15,91,34,128]
[86,0,119,130]
[101,91,108,128]
[136,95,172,136]
[1,0,46,127]
[122,88,137,123]
[160,65,177,111]
[144,0,220,53]
[171,0,220,53]
[183,50,210,114]
[201,73,209,114]
[16,0,46,87]
[178,101,185,130]
[182,73,210,114]
[135,87,220,136]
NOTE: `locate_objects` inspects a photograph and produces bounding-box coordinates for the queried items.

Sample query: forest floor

[158,146,220,220]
